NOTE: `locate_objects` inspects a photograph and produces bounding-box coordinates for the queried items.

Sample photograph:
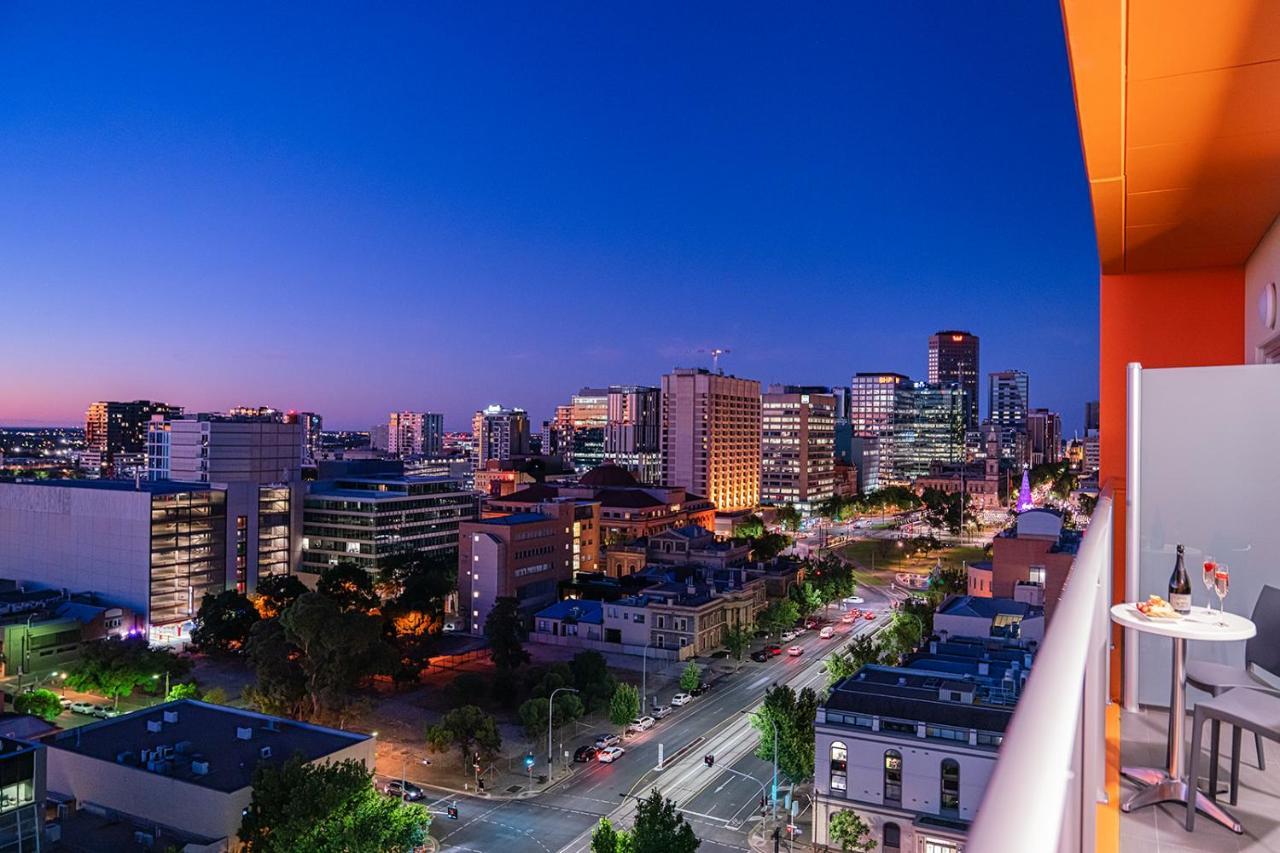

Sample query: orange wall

[1099,266,1244,696]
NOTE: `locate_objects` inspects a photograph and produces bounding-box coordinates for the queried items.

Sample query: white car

[598,746,626,763]
[594,733,621,749]
[843,596,864,605]
[627,715,656,733]
[781,630,798,642]
[819,626,835,639]
[69,701,95,715]
[670,693,693,707]
[787,646,804,657]
[651,705,673,719]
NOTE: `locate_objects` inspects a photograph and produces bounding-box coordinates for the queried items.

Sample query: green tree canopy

[827,809,876,853]
[750,532,790,562]
[609,683,641,729]
[64,637,190,709]
[252,573,309,619]
[243,618,307,718]
[591,817,634,853]
[239,756,429,852]
[679,661,702,693]
[722,624,751,663]
[484,596,531,672]
[425,705,503,769]
[631,789,700,853]
[732,514,766,539]
[756,599,800,637]
[191,589,261,656]
[775,504,803,533]
[14,688,61,722]
[316,563,380,614]
[166,682,200,702]
[750,684,820,783]
[825,633,886,688]
[570,651,617,713]
[518,691,584,740]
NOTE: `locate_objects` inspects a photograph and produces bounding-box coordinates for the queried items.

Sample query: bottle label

[1169,593,1191,613]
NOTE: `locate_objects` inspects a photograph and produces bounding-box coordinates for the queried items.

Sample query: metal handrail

[967,488,1113,853]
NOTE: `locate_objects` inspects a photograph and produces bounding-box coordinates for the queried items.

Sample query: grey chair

[1185,687,1280,831]
[1186,584,1280,770]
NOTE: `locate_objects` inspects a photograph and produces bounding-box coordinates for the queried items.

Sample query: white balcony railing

[967,488,1113,853]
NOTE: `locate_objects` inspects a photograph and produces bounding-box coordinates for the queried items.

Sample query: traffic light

[703,754,714,767]
[523,752,535,769]
[447,805,458,820]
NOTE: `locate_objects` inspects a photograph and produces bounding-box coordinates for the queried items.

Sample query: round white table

[1110,603,1256,833]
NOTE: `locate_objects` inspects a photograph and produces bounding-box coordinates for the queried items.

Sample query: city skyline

[1,3,1097,433]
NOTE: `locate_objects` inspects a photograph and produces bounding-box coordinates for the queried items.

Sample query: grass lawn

[838,539,990,576]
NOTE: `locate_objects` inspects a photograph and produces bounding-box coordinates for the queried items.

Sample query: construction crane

[698,347,731,374]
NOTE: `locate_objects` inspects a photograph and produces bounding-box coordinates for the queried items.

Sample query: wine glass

[1202,557,1217,615]
[1214,565,1230,627]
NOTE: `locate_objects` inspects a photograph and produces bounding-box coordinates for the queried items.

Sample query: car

[787,646,803,656]
[865,611,877,620]
[765,644,782,656]
[750,650,770,663]
[804,619,819,630]
[59,698,73,710]
[819,626,835,639]
[843,596,864,605]
[691,682,711,696]
[598,746,626,763]
[710,650,730,659]
[91,705,117,718]
[651,705,673,719]
[670,692,693,707]
[594,733,621,749]
[382,780,425,801]
[848,608,861,619]
[69,701,94,715]
[780,630,798,642]
[627,715,656,733]
[574,745,600,763]
[841,611,857,623]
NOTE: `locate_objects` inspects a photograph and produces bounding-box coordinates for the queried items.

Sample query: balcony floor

[1121,707,1280,853]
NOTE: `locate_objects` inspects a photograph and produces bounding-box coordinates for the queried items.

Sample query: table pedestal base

[1121,766,1243,834]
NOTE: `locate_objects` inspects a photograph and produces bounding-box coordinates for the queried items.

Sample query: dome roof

[578,463,639,488]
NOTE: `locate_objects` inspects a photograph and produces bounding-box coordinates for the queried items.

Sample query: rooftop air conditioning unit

[236,727,253,740]
[163,710,178,724]
[133,831,154,848]
[259,746,272,759]
[191,760,209,775]
[146,720,163,733]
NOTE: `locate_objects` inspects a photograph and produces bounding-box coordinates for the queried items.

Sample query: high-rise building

[831,386,854,465]
[1084,400,1100,436]
[471,405,531,469]
[988,370,1030,429]
[661,368,761,512]
[901,382,966,481]
[369,423,390,452]
[850,373,914,491]
[284,411,323,464]
[604,385,662,484]
[928,331,980,429]
[85,400,183,462]
[565,388,608,474]
[761,386,836,513]
[387,412,443,458]
[1026,408,1063,465]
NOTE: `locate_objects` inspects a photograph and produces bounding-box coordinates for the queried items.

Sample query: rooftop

[474,511,554,526]
[937,595,1045,621]
[3,478,212,495]
[824,665,1017,734]
[42,700,370,793]
[535,599,603,624]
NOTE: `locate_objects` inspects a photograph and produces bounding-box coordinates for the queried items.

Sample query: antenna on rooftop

[698,347,731,374]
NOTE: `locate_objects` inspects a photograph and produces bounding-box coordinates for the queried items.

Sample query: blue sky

[0,3,1098,432]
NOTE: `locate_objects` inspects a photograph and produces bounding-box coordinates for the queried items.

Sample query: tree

[757,599,800,637]
[425,705,502,769]
[1078,492,1098,518]
[485,596,530,672]
[880,610,926,663]
[678,661,701,693]
[825,634,885,688]
[750,684,820,782]
[570,651,617,713]
[591,817,633,853]
[732,514,766,539]
[239,755,428,852]
[827,809,877,853]
[631,789,700,853]
[722,624,751,664]
[191,590,261,655]
[775,504,802,533]
[64,637,190,709]
[316,563,380,613]
[251,573,309,619]
[788,582,824,618]
[751,532,790,562]
[278,592,397,721]
[609,683,641,730]
[166,682,200,701]
[14,688,61,722]
[243,618,307,718]
[518,691,584,740]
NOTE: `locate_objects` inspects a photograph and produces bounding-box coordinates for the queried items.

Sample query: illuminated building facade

[471,405,531,469]
[761,385,836,513]
[988,370,1030,429]
[661,368,761,512]
[927,330,980,429]
[387,411,443,458]
[603,385,662,484]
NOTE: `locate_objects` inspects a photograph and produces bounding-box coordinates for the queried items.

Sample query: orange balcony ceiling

[1061,0,1280,273]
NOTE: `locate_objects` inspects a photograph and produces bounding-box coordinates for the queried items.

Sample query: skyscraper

[471,405,531,469]
[761,386,836,512]
[988,370,1030,429]
[928,331,980,429]
[1026,408,1063,465]
[284,411,323,464]
[388,411,444,457]
[564,388,608,474]
[604,385,662,484]
[661,368,761,512]
[901,382,966,481]
[1084,400,1100,436]
[85,400,183,461]
[850,373,913,491]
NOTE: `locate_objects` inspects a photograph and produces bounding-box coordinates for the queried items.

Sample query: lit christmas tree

[1015,465,1034,513]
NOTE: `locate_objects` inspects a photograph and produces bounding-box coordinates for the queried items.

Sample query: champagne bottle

[1168,544,1191,614]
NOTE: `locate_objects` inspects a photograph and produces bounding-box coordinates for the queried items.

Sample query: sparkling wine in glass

[1202,558,1217,615]
[1214,566,1230,626]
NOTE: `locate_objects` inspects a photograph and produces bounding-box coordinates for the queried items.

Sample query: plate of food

[1135,595,1182,620]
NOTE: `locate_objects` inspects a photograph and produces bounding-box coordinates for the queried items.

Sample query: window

[883,750,902,805]
[1028,565,1046,585]
[883,823,901,852]
[829,742,847,792]
[940,759,960,814]
[924,842,959,853]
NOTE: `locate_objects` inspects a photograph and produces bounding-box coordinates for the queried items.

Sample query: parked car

[651,705,673,719]
[627,715,656,733]
[691,682,711,696]
[594,733,621,749]
[787,646,804,657]
[865,611,877,620]
[671,692,693,707]
[710,650,730,659]
[780,630,798,642]
[59,698,73,710]
[382,780,425,801]
[750,649,770,662]
[91,705,118,718]
[765,644,782,656]
[69,701,94,715]
[804,619,820,630]
[574,745,600,763]
[819,626,835,639]
[598,746,626,763]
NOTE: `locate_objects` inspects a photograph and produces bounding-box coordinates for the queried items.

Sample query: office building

[0,736,44,851]
[988,370,1030,429]
[302,474,478,577]
[760,386,836,513]
[0,480,228,638]
[928,331,980,429]
[471,405,531,469]
[557,388,608,474]
[900,382,966,482]
[850,373,913,491]
[603,385,662,484]
[457,503,577,634]
[43,700,372,850]
[387,411,443,458]
[1025,408,1062,465]
[660,368,761,512]
[368,423,389,452]
[84,400,183,467]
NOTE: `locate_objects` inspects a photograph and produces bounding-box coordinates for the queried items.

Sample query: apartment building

[660,368,761,512]
[387,411,443,458]
[987,371,1029,430]
[603,385,662,484]
[471,405,531,469]
[760,386,836,513]
[85,400,183,464]
[1025,408,1062,466]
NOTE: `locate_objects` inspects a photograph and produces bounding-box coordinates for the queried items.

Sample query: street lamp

[547,687,579,781]
[641,639,654,710]
[151,671,171,704]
